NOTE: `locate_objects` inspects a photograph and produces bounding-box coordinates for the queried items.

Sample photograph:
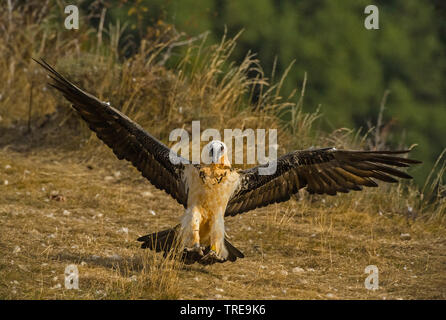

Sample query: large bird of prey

[35,58,421,265]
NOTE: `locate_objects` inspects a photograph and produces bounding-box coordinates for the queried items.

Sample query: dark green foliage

[36,0,446,183]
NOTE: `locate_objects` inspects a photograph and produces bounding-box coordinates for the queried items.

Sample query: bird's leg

[180,208,205,263]
[199,213,227,265]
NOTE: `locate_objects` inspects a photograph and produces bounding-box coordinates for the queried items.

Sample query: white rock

[113,171,121,179]
[216,287,224,292]
[13,246,21,254]
[3,180,8,185]
[5,164,11,169]
[215,294,222,299]
[400,233,411,240]
[280,270,288,276]
[63,210,71,216]
[292,267,305,273]
[119,227,129,234]
[149,210,157,216]
[142,191,154,198]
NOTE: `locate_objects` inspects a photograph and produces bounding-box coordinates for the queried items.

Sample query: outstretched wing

[35,58,188,207]
[225,148,421,217]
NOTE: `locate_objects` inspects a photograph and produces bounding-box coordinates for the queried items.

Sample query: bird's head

[204,140,230,167]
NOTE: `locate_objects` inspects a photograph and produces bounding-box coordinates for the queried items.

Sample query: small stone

[50,192,66,201]
[5,164,11,169]
[113,171,121,179]
[63,210,71,216]
[400,233,411,240]
[280,270,288,276]
[149,210,156,216]
[292,267,305,273]
[142,191,154,198]
[216,287,224,292]
[3,180,8,185]
[13,246,21,254]
[215,294,222,299]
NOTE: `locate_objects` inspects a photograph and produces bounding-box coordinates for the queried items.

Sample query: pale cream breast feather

[184,165,240,218]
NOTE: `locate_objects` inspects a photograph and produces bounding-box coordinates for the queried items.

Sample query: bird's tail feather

[137,225,244,263]
[224,238,244,262]
[137,224,181,254]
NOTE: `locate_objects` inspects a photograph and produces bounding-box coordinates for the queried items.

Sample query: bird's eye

[220,145,224,151]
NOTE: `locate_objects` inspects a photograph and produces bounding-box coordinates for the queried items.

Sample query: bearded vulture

[35,58,421,265]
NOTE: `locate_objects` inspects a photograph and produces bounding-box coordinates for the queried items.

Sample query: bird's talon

[182,244,205,264]
[199,250,226,265]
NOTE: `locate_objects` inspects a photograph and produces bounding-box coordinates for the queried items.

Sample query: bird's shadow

[51,251,214,276]
[52,251,145,275]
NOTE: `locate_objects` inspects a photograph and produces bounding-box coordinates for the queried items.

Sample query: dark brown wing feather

[225,148,421,217]
[35,58,188,207]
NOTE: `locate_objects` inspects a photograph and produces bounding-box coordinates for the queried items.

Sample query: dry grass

[1,1,445,300]
[0,148,445,300]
